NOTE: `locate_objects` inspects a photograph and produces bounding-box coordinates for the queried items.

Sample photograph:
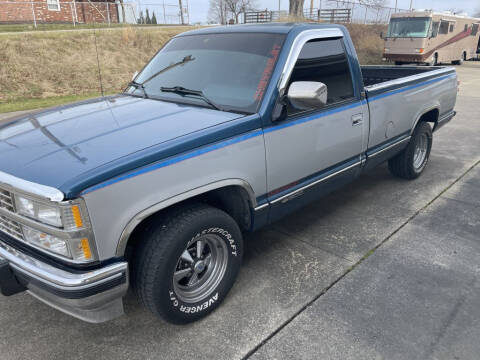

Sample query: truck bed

[361,66,456,99]
[361,66,441,87]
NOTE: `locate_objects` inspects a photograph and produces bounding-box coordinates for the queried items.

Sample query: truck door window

[286,38,354,115]
[439,21,449,35]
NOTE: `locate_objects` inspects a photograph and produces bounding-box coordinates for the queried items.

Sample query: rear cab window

[286,38,355,116]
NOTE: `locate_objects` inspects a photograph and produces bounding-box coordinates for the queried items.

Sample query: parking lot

[0,62,479,360]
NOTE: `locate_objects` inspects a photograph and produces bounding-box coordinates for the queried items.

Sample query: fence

[0,0,189,27]
[307,0,408,24]
[136,1,190,25]
[244,0,409,25]
[244,10,287,23]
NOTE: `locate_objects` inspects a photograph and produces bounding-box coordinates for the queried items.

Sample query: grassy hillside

[0,23,386,113]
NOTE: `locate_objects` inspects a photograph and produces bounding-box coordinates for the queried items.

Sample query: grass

[0,23,386,114]
[0,92,108,113]
[0,26,195,112]
[0,23,182,33]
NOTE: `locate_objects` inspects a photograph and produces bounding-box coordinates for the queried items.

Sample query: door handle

[352,114,363,126]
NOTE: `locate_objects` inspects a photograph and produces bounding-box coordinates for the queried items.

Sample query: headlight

[22,226,69,257]
[22,226,93,261]
[384,48,390,52]
[13,194,95,261]
[15,195,62,227]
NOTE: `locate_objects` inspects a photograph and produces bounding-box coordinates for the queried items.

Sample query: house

[0,0,120,24]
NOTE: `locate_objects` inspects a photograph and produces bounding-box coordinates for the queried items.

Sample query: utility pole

[310,0,314,16]
[278,0,281,13]
[179,0,185,24]
[409,0,413,11]
[394,0,397,13]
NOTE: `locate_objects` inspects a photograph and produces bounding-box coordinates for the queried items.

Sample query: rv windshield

[387,17,432,38]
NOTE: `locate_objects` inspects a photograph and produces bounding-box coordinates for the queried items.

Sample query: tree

[137,10,145,24]
[146,9,151,24]
[152,11,157,24]
[289,0,305,17]
[209,0,229,24]
[224,0,257,24]
[119,0,126,23]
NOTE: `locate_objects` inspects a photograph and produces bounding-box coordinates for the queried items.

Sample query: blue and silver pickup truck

[0,23,457,324]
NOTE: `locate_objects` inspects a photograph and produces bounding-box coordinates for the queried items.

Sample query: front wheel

[133,204,243,324]
[388,122,432,179]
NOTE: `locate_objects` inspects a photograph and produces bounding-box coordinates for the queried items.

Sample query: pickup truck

[0,23,457,324]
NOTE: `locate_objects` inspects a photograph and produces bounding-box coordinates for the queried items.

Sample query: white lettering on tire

[178,293,219,314]
[192,227,237,256]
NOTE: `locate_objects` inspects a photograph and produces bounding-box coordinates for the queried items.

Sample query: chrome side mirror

[287,81,328,110]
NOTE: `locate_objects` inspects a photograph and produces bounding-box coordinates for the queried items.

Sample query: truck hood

[0,95,243,198]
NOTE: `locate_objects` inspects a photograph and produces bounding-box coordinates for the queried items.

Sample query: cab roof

[176,22,347,37]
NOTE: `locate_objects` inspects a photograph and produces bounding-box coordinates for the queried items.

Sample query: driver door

[264,35,369,221]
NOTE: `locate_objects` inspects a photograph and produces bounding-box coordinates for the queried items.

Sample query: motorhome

[383,10,480,65]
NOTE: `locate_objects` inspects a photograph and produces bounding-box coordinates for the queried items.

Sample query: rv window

[439,21,449,35]
[472,24,479,36]
[431,22,439,37]
[449,23,455,32]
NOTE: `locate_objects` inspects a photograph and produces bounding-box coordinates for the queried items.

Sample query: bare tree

[119,0,126,23]
[289,0,305,17]
[224,0,257,24]
[358,0,387,10]
[209,0,228,24]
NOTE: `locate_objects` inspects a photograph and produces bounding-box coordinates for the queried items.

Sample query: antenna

[92,21,105,97]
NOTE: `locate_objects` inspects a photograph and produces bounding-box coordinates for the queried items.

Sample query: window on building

[47,0,60,11]
[472,24,479,36]
[439,21,449,35]
[449,23,455,32]
[431,22,439,37]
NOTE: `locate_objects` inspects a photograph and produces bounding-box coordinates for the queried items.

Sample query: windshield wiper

[128,80,149,98]
[142,55,195,86]
[160,86,222,111]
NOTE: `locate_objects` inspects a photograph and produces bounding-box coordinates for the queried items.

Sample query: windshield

[387,17,432,38]
[126,32,285,114]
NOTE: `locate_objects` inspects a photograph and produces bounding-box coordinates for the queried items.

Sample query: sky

[186,0,478,23]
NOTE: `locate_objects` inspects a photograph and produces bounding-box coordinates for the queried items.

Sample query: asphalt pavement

[0,62,479,360]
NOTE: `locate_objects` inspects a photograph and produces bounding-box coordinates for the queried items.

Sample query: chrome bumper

[0,240,128,323]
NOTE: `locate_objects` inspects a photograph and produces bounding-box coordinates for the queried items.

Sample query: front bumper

[383,53,430,63]
[0,239,128,323]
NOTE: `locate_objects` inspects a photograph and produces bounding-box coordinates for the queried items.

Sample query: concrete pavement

[0,62,479,360]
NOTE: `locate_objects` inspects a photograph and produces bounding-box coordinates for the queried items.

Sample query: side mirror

[287,81,327,110]
[132,71,139,81]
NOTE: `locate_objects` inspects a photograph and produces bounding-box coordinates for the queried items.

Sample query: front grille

[0,215,24,241]
[0,189,15,212]
[0,188,24,241]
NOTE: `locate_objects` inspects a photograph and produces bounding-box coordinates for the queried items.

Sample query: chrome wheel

[173,234,228,303]
[413,133,428,170]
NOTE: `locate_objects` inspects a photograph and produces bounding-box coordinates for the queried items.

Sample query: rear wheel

[427,54,438,66]
[133,203,243,324]
[388,122,432,179]
[452,53,465,65]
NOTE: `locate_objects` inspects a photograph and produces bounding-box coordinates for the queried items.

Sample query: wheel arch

[116,179,257,257]
[411,106,440,134]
